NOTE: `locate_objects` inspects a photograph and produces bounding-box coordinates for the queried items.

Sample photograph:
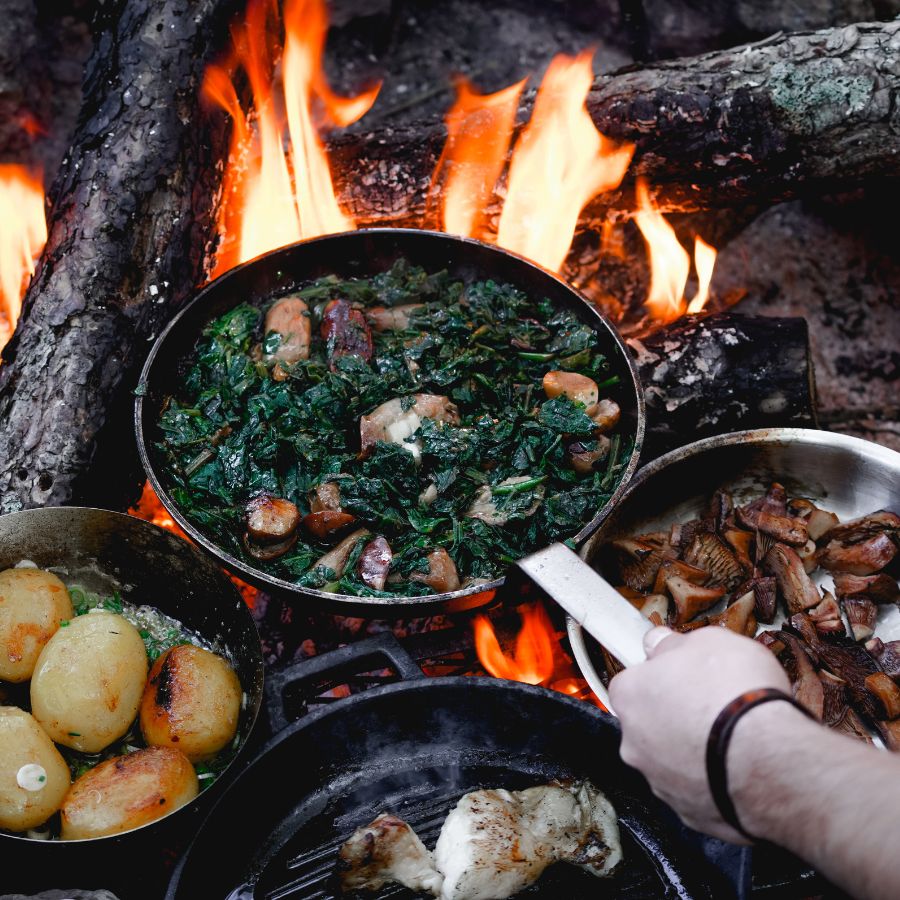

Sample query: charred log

[628,313,816,458]
[0,0,238,511]
[328,21,900,227]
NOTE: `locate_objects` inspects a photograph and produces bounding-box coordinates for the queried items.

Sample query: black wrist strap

[706,688,814,841]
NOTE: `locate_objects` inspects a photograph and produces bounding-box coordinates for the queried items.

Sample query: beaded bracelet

[705,687,814,841]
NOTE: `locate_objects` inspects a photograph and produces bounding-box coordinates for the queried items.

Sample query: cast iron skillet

[0,507,264,894]
[167,634,749,900]
[135,228,645,616]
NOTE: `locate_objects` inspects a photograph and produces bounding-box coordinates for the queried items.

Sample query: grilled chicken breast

[433,782,621,899]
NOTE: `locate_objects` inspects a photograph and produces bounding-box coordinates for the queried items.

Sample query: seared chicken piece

[339,813,444,895]
[433,782,621,900]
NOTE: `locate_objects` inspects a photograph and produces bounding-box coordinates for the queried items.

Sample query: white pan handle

[516,542,651,668]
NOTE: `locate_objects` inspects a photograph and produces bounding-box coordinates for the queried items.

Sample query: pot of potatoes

[0,507,263,886]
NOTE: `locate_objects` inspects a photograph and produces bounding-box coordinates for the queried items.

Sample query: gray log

[328,20,900,226]
[0,0,238,512]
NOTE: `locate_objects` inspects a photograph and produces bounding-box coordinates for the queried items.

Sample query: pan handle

[265,633,425,733]
[517,542,652,668]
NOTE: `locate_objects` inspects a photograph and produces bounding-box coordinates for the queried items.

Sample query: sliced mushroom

[683,533,745,590]
[779,632,824,721]
[786,498,840,541]
[359,394,460,460]
[612,534,676,592]
[736,506,808,546]
[465,477,545,526]
[364,304,424,332]
[818,670,849,728]
[264,296,311,368]
[665,575,725,626]
[616,586,646,601]
[301,510,356,539]
[321,299,374,370]
[708,591,757,637]
[763,543,822,614]
[735,575,777,624]
[809,634,882,720]
[843,596,878,643]
[589,398,620,435]
[357,536,393,591]
[706,489,734,532]
[867,638,900,684]
[835,707,874,745]
[820,510,900,545]
[809,591,846,637]
[832,572,900,605]
[757,631,786,656]
[310,482,342,513]
[796,539,818,574]
[246,495,300,543]
[566,436,610,475]
[787,613,821,653]
[722,528,754,571]
[864,672,900,720]
[418,483,439,506]
[410,549,461,593]
[652,558,708,596]
[638,594,670,627]
[313,529,371,579]
[542,371,598,409]
[817,532,897,575]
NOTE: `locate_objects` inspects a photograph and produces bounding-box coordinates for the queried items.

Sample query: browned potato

[60,746,198,840]
[0,707,71,832]
[140,645,241,762]
[31,611,148,753]
[0,567,73,682]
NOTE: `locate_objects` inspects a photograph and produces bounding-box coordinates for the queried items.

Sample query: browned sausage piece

[310,482,342,513]
[358,536,392,591]
[246,495,300,543]
[321,299,373,370]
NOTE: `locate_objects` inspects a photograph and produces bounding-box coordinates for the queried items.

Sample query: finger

[643,625,679,657]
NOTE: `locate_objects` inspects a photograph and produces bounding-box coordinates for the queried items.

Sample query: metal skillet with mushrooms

[610,484,900,747]
[157,260,633,599]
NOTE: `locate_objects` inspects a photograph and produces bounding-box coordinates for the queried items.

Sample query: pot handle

[265,633,425,733]
[517,542,652,669]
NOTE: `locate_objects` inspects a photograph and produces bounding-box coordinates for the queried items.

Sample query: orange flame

[496,51,633,272]
[634,179,717,323]
[0,165,46,351]
[129,481,259,609]
[474,603,556,685]
[436,77,525,239]
[203,0,379,277]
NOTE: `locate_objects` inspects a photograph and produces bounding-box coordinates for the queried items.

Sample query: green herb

[156,260,633,597]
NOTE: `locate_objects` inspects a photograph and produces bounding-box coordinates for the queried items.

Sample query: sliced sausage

[321,299,373,370]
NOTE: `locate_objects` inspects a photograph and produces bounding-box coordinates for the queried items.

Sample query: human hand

[608,625,794,843]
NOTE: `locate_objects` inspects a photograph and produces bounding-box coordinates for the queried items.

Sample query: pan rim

[135,228,645,610]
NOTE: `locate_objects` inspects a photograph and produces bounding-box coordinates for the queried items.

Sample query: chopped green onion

[492,475,548,495]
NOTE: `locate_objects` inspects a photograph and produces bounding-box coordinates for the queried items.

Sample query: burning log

[329,20,900,227]
[0,0,238,511]
[628,313,816,458]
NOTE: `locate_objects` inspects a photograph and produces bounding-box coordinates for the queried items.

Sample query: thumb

[643,625,679,658]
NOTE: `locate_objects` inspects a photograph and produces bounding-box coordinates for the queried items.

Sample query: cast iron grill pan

[167,637,745,900]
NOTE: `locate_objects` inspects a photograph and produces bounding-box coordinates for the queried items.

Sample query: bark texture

[630,313,817,458]
[0,0,238,512]
[328,19,900,227]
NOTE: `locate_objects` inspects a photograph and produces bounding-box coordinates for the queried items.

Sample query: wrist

[725,697,813,840]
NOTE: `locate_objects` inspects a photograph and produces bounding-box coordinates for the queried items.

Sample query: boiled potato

[0,707,70,831]
[140,644,241,762]
[60,746,198,840]
[0,567,73,682]
[31,611,148,753]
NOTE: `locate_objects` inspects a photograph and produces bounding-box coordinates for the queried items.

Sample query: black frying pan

[0,507,264,894]
[135,229,645,616]
[167,635,749,900]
